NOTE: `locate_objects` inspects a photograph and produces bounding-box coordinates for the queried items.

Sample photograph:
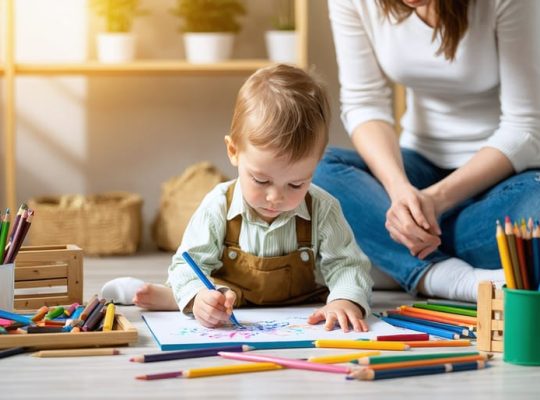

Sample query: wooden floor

[1,252,539,399]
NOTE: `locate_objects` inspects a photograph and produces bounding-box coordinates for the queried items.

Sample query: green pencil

[412,303,477,317]
[354,351,481,365]
[0,209,10,263]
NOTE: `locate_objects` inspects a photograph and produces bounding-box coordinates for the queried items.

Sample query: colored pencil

[403,340,471,348]
[32,348,120,357]
[6,209,33,264]
[45,306,65,320]
[496,220,516,289]
[505,216,523,289]
[382,312,470,337]
[63,302,80,318]
[0,347,25,359]
[348,360,485,381]
[313,340,410,351]
[136,362,284,380]
[521,219,534,286]
[514,223,531,290]
[182,251,241,327]
[533,224,540,289]
[355,351,482,365]
[130,345,254,363]
[426,299,476,310]
[412,303,477,317]
[0,209,10,263]
[376,333,429,341]
[399,306,477,325]
[361,354,487,371]
[218,351,351,374]
[307,351,380,364]
[0,309,32,325]
[380,316,459,340]
[31,306,49,322]
[102,303,115,331]
[82,299,106,331]
[3,209,27,264]
[390,309,474,330]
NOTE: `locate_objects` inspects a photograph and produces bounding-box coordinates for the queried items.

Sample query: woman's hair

[376,0,471,60]
[230,64,330,163]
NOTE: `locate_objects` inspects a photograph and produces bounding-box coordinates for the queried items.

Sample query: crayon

[0,309,32,325]
[27,326,65,334]
[31,306,49,322]
[64,303,80,317]
[82,299,106,331]
[45,306,65,320]
[79,295,99,322]
[102,303,115,331]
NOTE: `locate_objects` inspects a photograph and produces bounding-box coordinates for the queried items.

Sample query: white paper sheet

[142,306,410,350]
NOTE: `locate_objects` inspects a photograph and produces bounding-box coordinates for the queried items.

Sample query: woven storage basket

[28,192,142,255]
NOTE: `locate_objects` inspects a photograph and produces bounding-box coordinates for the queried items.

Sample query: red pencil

[376,333,429,342]
[136,371,182,380]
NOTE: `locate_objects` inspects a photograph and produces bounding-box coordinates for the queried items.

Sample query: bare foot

[133,283,179,311]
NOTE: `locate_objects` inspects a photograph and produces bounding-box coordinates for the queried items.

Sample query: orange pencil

[398,306,477,326]
[505,217,523,289]
[31,306,49,322]
[403,340,472,348]
[496,220,516,289]
[388,309,474,330]
[514,223,530,289]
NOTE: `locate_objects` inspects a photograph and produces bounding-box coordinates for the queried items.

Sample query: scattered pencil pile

[0,203,34,265]
[376,299,477,342]
[496,216,540,291]
[0,294,115,335]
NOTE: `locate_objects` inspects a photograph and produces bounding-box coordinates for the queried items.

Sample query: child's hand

[192,288,236,328]
[307,299,368,332]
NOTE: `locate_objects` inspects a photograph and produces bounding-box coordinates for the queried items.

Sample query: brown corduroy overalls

[211,183,328,307]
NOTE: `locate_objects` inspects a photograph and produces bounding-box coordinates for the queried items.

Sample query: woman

[314,0,540,301]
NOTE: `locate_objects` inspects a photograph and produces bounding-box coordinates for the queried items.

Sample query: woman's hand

[385,183,442,259]
[307,299,368,332]
[192,288,236,328]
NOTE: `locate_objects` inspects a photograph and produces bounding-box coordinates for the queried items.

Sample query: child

[106,64,373,332]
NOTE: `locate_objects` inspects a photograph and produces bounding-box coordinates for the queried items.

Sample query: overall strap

[295,191,312,248]
[224,181,242,247]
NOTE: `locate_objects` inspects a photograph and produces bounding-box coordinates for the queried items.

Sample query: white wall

[1,0,352,249]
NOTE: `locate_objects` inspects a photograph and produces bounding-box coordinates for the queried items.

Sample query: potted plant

[90,0,148,63]
[265,0,297,64]
[171,0,246,63]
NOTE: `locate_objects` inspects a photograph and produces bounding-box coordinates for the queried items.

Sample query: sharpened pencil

[130,345,254,363]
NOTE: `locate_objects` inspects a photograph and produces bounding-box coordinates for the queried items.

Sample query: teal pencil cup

[503,286,540,366]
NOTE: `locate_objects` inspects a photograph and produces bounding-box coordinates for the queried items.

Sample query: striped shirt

[167,180,373,315]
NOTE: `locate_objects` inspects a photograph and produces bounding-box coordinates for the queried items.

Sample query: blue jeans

[313,147,540,293]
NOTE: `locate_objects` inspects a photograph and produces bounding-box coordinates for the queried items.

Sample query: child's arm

[313,194,373,332]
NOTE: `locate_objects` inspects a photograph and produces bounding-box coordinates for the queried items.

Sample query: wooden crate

[0,314,137,350]
[477,280,504,352]
[13,245,83,312]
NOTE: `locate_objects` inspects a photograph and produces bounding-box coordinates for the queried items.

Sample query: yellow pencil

[183,362,283,378]
[32,348,120,357]
[313,340,410,351]
[102,303,115,331]
[308,351,381,364]
[496,220,516,289]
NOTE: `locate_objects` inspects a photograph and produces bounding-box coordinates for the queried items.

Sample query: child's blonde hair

[230,64,330,163]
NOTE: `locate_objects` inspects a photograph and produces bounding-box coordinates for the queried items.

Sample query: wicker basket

[28,192,142,255]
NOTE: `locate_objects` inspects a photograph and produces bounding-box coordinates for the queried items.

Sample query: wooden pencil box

[477,280,504,353]
[13,244,83,312]
[0,314,137,350]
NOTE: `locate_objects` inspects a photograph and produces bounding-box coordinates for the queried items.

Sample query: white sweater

[329,0,540,171]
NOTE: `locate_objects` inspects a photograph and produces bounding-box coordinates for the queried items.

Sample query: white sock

[420,258,505,302]
[100,277,145,305]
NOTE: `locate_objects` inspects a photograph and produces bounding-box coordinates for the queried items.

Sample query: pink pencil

[218,351,351,374]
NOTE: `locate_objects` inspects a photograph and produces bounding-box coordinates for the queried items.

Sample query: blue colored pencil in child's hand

[181,251,242,327]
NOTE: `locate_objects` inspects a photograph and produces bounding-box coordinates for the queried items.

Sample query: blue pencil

[0,309,32,326]
[383,312,472,337]
[348,360,485,380]
[181,251,242,327]
[380,316,459,340]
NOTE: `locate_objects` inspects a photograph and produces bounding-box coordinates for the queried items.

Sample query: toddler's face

[228,140,320,224]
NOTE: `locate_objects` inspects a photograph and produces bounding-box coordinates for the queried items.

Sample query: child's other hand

[307,299,368,333]
[193,288,236,328]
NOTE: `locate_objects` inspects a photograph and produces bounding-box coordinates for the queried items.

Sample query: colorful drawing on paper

[142,306,409,350]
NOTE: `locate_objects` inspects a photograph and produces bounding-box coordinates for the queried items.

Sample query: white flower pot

[183,33,235,64]
[265,30,297,63]
[97,33,136,64]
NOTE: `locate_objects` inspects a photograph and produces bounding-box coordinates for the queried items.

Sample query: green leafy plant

[171,0,246,33]
[271,0,295,31]
[90,0,148,33]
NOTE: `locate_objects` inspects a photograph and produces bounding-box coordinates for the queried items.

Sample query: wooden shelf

[14,59,277,76]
